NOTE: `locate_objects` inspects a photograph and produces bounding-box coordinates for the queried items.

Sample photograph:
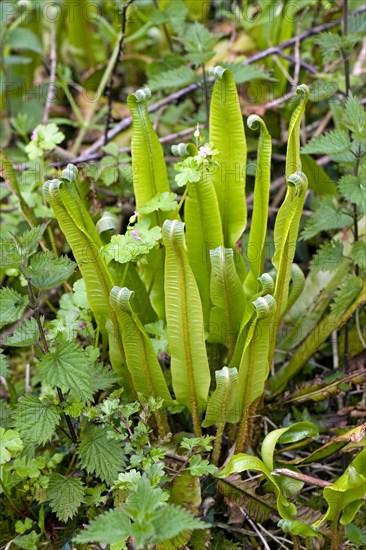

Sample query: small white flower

[198,145,212,159]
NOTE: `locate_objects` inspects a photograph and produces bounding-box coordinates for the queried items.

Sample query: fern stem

[212,421,225,466]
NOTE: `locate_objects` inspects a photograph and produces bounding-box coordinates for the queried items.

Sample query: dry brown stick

[273,468,331,488]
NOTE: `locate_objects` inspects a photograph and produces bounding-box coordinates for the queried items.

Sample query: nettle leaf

[139,192,178,214]
[310,241,344,273]
[37,342,94,403]
[182,22,218,66]
[343,93,366,141]
[2,317,39,347]
[16,224,47,257]
[75,508,131,545]
[350,241,366,271]
[47,474,85,522]
[222,62,275,84]
[150,505,206,546]
[77,425,125,486]
[148,66,197,91]
[90,363,117,394]
[22,251,76,290]
[301,198,353,240]
[301,129,351,157]
[0,428,23,465]
[0,288,28,329]
[0,349,9,377]
[13,395,61,445]
[0,235,22,268]
[348,12,366,34]
[104,222,161,264]
[338,175,366,209]
[331,275,363,317]
[316,32,344,63]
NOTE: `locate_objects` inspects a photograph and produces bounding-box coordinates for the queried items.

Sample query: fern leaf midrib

[170,224,201,435]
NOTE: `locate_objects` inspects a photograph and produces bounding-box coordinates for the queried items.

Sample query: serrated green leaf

[301,130,351,156]
[0,349,9,377]
[338,175,366,210]
[13,395,61,445]
[0,288,28,329]
[0,234,22,268]
[77,425,125,486]
[182,22,218,66]
[350,241,366,271]
[345,523,366,547]
[2,317,39,347]
[301,198,353,240]
[0,428,23,464]
[139,192,178,214]
[16,224,47,257]
[316,32,345,63]
[37,342,94,403]
[311,241,344,273]
[47,474,85,522]
[151,505,206,545]
[74,508,131,544]
[22,251,76,290]
[343,93,366,141]
[148,66,196,91]
[222,62,274,84]
[330,275,363,317]
[90,363,117,394]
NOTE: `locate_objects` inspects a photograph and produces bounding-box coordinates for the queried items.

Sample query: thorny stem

[26,280,78,444]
